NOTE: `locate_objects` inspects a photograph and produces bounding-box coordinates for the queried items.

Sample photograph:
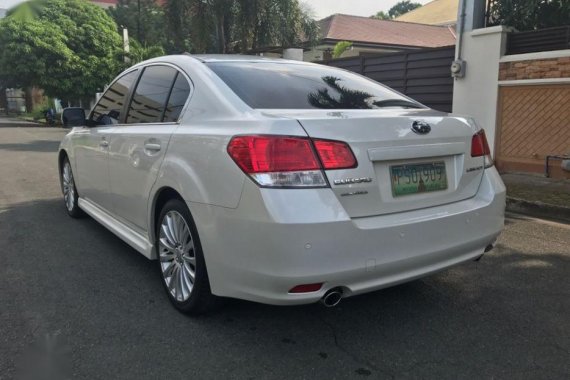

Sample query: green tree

[108,0,168,48]
[388,0,421,18]
[488,0,570,31]
[371,1,421,20]
[332,41,353,58]
[371,11,390,20]
[164,0,318,54]
[0,0,122,104]
[127,40,166,64]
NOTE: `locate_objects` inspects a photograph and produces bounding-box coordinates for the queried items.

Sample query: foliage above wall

[488,0,570,31]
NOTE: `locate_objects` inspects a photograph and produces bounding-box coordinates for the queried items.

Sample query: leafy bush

[488,0,570,31]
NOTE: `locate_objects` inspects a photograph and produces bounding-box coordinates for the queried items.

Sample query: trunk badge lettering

[334,177,373,185]
[466,166,483,172]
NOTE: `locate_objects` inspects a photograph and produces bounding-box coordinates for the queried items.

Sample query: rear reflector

[471,129,494,168]
[289,283,323,293]
[313,139,357,170]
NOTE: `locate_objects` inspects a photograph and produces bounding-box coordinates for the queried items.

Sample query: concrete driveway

[1,125,569,379]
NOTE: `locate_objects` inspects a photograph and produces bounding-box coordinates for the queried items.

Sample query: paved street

[1,125,569,379]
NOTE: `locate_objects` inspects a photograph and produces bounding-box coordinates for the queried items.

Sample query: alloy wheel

[62,161,76,212]
[159,211,196,302]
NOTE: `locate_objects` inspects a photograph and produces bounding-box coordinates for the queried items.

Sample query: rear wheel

[156,199,221,314]
[60,157,84,218]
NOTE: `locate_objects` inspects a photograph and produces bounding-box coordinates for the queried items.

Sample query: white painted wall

[452,26,510,154]
[282,48,304,61]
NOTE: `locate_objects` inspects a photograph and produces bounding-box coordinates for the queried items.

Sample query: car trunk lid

[262,109,485,218]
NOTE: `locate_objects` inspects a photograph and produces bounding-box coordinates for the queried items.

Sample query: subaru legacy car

[59,55,505,314]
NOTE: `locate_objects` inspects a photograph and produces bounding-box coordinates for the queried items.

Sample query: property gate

[319,46,455,113]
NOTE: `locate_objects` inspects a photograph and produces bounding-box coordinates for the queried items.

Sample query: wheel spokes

[159,210,196,302]
[62,163,75,211]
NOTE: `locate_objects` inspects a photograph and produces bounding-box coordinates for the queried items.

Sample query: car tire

[60,157,84,218]
[156,199,221,314]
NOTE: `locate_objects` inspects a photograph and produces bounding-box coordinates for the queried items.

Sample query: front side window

[126,65,177,124]
[207,62,423,110]
[90,70,138,125]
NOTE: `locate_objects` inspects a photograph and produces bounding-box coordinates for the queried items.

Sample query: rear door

[107,64,191,234]
[266,109,484,218]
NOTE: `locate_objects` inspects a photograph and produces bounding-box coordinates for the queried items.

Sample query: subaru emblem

[412,120,431,135]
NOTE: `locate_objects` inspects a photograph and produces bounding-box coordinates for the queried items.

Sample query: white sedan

[59,55,505,314]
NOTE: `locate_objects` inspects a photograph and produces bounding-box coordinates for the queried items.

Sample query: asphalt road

[1,124,569,379]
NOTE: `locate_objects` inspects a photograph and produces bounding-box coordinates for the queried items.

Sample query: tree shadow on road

[0,140,62,153]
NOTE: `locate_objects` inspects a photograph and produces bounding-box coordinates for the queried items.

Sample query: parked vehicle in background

[58,55,506,314]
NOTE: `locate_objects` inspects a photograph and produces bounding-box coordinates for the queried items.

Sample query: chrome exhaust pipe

[321,288,343,307]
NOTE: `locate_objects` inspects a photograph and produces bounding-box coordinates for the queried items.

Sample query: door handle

[99,139,109,148]
[144,142,161,152]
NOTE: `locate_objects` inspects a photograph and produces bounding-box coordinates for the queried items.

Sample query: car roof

[131,54,319,70]
[189,54,307,64]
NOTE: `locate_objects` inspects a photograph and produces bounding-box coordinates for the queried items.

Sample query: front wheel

[156,199,221,314]
[60,157,84,218]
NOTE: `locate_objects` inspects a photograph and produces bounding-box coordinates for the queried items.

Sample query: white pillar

[123,28,131,64]
[452,26,511,154]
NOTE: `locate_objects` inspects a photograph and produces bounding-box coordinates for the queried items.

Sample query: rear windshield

[206,62,421,110]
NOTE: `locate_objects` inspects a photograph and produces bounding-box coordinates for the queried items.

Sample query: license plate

[390,162,448,197]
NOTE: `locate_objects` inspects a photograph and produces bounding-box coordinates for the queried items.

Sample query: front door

[107,65,191,234]
[73,69,139,212]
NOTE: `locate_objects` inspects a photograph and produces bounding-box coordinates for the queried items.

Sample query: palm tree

[165,0,318,54]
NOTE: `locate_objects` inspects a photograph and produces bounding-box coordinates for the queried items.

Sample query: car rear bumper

[189,167,506,305]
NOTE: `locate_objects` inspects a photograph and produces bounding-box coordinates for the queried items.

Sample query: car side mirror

[62,107,86,127]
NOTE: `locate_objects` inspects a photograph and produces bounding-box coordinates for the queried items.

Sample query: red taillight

[289,283,323,293]
[313,139,357,170]
[471,129,494,168]
[227,135,357,188]
[227,135,320,173]
[471,130,491,157]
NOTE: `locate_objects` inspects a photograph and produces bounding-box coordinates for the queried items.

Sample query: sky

[0,0,24,9]
[302,0,431,20]
[1,0,432,19]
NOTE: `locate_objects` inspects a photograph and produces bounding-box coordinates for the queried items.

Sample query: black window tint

[127,65,177,124]
[90,70,138,125]
[163,73,190,122]
[207,62,420,110]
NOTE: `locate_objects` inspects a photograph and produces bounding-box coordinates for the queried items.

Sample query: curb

[506,197,570,223]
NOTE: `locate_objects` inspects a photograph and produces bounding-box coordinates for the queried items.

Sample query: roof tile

[319,14,456,48]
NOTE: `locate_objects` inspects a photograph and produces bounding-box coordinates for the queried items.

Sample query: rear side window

[90,70,138,125]
[206,62,418,110]
[163,73,191,122]
[127,65,177,124]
